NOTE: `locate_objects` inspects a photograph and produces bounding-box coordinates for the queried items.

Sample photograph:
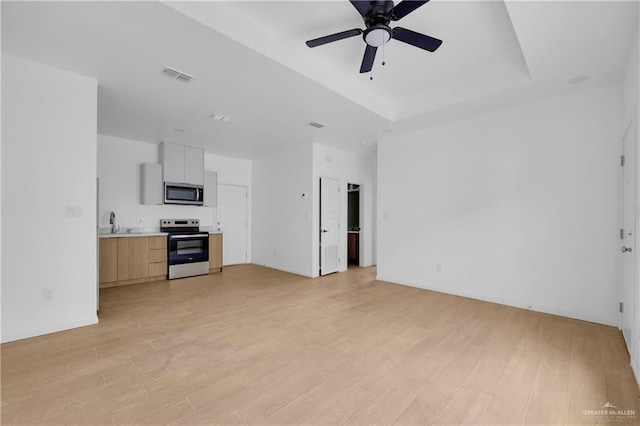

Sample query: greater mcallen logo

[583,402,636,422]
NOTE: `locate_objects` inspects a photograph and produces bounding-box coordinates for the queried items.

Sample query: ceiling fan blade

[306,28,363,48]
[390,0,430,21]
[359,44,377,73]
[350,0,374,17]
[392,27,442,52]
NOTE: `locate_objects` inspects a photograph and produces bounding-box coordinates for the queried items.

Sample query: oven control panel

[160,219,199,228]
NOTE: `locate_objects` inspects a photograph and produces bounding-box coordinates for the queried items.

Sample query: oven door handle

[169,234,209,239]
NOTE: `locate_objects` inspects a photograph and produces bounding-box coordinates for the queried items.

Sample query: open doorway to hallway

[347,183,362,268]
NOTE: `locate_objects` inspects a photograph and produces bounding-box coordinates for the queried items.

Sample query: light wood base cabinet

[117,237,148,280]
[99,235,167,289]
[348,233,359,265]
[99,238,118,284]
[99,234,220,288]
[148,236,167,278]
[209,233,223,272]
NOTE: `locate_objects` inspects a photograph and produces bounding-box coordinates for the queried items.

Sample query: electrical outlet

[136,217,144,224]
[436,264,442,273]
[43,288,55,302]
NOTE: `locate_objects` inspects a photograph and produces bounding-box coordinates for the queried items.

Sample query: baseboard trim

[375,274,617,327]
[1,315,99,344]
[255,263,314,278]
[631,360,640,388]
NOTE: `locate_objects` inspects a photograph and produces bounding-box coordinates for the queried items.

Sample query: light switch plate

[66,205,82,217]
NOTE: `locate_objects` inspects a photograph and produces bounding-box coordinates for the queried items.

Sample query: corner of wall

[2,54,98,343]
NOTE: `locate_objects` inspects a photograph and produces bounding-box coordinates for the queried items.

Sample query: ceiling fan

[305,0,442,74]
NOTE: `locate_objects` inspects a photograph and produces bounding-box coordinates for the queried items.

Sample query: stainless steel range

[160,219,209,280]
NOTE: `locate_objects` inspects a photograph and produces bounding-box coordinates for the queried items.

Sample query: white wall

[1,54,98,342]
[0,6,4,339]
[378,83,621,326]
[98,135,251,257]
[312,143,376,276]
[252,143,314,276]
[204,147,252,263]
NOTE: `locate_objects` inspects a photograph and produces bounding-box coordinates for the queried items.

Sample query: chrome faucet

[109,211,117,233]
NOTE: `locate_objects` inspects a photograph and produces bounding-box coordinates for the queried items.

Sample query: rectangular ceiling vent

[162,66,194,83]
[308,121,325,128]
[209,113,234,123]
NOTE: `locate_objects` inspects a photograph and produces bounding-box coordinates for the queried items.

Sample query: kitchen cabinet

[184,146,204,185]
[160,142,204,186]
[99,238,118,283]
[148,236,167,278]
[204,171,217,207]
[160,142,184,183]
[99,235,168,288]
[117,237,149,280]
[141,163,163,205]
[209,233,223,272]
[348,233,359,265]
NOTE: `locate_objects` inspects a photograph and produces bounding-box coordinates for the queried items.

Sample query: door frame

[347,180,365,267]
[620,109,639,381]
[319,176,340,275]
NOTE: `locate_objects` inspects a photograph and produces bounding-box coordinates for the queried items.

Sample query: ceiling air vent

[308,121,325,129]
[209,113,233,123]
[162,66,194,83]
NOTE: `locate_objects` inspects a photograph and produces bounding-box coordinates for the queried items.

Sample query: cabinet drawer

[149,262,167,277]
[149,248,167,263]
[149,236,167,249]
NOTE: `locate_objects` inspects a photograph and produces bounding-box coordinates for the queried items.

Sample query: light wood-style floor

[1,265,638,425]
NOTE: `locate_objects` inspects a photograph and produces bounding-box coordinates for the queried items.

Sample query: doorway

[347,183,362,267]
[216,184,248,266]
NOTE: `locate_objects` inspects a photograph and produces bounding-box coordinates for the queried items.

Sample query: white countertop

[99,229,222,238]
[99,231,168,239]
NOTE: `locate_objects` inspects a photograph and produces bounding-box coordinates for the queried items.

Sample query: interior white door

[320,177,339,275]
[621,115,637,365]
[217,184,247,266]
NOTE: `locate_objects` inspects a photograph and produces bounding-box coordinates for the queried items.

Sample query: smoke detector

[162,66,194,83]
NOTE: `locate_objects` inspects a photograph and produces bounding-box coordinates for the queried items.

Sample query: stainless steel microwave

[164,182,204,206]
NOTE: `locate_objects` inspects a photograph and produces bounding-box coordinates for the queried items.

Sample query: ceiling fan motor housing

[363,25,392,47]
[362,1,394,47]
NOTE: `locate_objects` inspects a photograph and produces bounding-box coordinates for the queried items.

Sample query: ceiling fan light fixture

[364,26,391,47]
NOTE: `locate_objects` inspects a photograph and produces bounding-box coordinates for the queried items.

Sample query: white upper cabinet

[160,142,204,185]
[184,146,204,185]
[204,171,217,207]
[160,142,184,183]
[140,163,163,205]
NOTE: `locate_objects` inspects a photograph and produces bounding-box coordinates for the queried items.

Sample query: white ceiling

[2,1,638,159]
